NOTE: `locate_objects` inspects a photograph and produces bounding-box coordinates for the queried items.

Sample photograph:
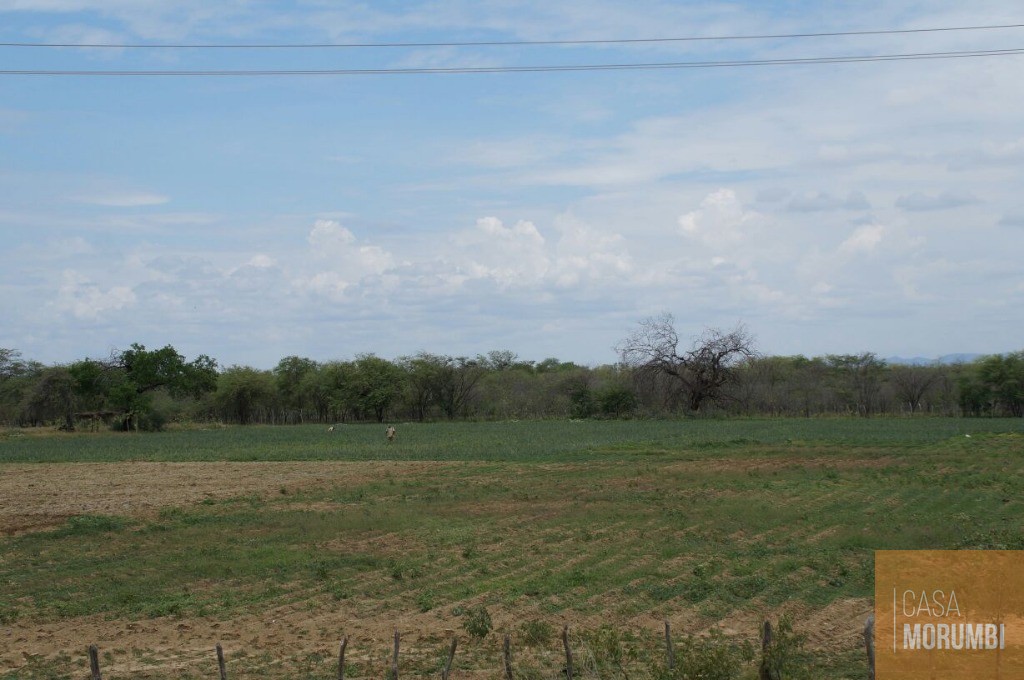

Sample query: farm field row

[2,417,1021,463]
[1,419,1022,678]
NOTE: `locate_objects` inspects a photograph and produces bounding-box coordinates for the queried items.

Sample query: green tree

[976,352,1024,416]
[564,373,595,419]
[397,352,485,420]
[0,349,41,425]
[958,373,989,416]
[826,353,886,416]
[595,384,638,418]
[119,344,218,398]
[21,366,76,430]
[67,359,114,413]
[399,353,443,421]
[104,344,218,429]
[273,355,319,421]
[0,348,29,380]
[535,357,578,373]
[347,354,405,422]
[214,366,276,424]
[298,363,336,423]
[434,356,485,420]
[319,360,357,422]
[786,355,830,417]
[478,349,532,372]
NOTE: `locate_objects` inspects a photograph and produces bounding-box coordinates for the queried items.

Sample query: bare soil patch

[0,461,453,536]
[664,455,894,474]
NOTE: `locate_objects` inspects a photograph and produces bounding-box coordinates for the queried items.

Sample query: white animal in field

[328,425,335,433]
[386,425,396,442]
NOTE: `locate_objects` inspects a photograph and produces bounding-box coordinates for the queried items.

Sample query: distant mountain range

[884,353,983,366]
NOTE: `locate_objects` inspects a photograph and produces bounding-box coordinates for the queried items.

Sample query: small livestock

[328,425,335,433]
[386,425,396,442]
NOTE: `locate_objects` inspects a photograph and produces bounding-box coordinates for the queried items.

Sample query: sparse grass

[0,419,1022,678]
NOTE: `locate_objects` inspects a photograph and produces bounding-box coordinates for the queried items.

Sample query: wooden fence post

[391,630,400,680]
[503,633,514,680]
[562,625,574,679]
[864,615,875,680]
[338,636,348,680]
[758,620,775,680]
[216,643,228,680]
[664,620,675,671]
[88,645,102,680]
[442,636,458,680]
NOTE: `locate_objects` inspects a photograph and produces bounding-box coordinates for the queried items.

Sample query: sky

[1,1,1022,369]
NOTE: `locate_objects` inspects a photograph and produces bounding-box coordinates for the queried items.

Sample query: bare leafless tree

[889,364,940,415]
[616,313,757,412]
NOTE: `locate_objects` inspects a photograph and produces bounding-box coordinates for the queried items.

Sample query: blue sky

[1,1,1022,368]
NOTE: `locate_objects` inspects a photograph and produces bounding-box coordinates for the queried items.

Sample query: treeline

[1,344,1021,430]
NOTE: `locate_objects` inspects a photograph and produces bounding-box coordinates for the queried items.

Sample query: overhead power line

[1,22,1022,49]
[1,47,1022,76]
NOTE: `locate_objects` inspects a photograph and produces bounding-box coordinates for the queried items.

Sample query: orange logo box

[875,550,1024,678]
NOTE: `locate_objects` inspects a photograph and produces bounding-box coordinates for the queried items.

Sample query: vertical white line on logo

[893,587,897,653]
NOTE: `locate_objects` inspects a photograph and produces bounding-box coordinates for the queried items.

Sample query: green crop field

[1,418,1022,679]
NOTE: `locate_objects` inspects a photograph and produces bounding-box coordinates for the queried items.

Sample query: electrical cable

[1,46,1022,76]
[1,22,1022,49]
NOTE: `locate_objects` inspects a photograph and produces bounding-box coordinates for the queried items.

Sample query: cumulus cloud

[246,254,275,268]
[437,214,631,292]
[549,212,632,287]
[53,270,136,320]
[839,224,885,254]
[678,188,762,248]
[295,220,395,301]
[225,254,282,292]
[895,191,979,211]
[299,271,350,300]
[307,219,356,250]
[450,216,549,288]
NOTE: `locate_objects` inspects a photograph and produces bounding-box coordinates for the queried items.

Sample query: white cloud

[295,220,395,301]
[678,188,763,249]
[449,216,550,289]
[839,224,885,254]
[307,219,356,251]
[246,254,275,268]
[4,1,1024,365]
[53,270,136,320]
[299,271,351,301]
[550,212,632,287]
